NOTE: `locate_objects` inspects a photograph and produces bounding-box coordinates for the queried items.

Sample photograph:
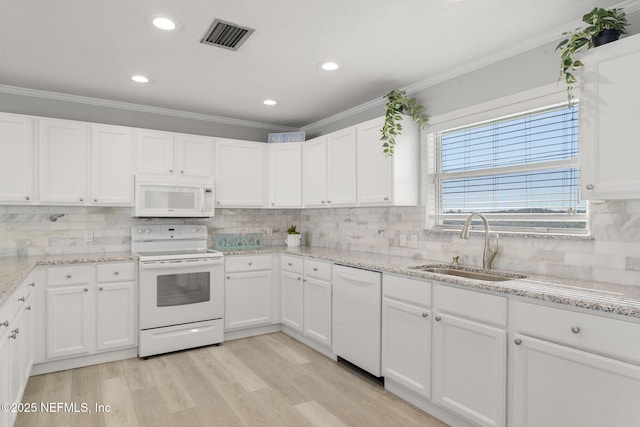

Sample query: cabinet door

[224,271,272,330]
[177,134,213,180]
[281,271,304,332]
[91,124,135,205]
[382,297,431,398]
[268,143,302,208]
[137,129,175,175]
[20,294,34,388]
[0,330,9,427]
[215,139,264,207]
[96,282,137,351]
[8,307,24,419]
[0,113,34,204]
[46,285,93,359]
[303,277,331,346]
[302,136,328,207]
[38,119,90,204]
[581,35,640,200]
[357,118,393,205]
[327,128,357,206]
[432,313,506,427]
[510,334,640,427]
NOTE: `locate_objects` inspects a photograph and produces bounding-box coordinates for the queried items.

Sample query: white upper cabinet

[302,136,329,207]
[268,143,302,208]
[38,118,90,204]
[214,138,264,207]
[356,116,419,206]
[137,129,213,180]
[326,128,357,206]
[91,124,135,205]
[581,33,640,200]
[0,113,34,204]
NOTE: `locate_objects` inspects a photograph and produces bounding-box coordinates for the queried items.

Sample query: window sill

[424,228,594,241]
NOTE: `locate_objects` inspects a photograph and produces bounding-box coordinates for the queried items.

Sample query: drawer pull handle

[29,282,35,287]
[422,313,428,318]
[571,326,580,334]
[297,277,302,281]
[514,339,522,345]
[12,328,19,334]
[248,262,253,266]
[313,267,318,271]
[435,316,442,322]
[226,276,231,280]
[66,274,72,279]
[9,333,17,339]
[99,287,104,291]
[288,263,293,266]
[84,288,89,292]
[0,321,8,327]
[18,297,25,302]
[586,184,594,190]
[25,306,32,311]
[114,271,120,275]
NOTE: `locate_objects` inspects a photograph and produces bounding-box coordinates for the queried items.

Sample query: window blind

[431,103,587,233]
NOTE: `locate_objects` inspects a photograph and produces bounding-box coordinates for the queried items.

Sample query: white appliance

[134,175,214,218]
[133,224,224,357]
[332,265,382,377]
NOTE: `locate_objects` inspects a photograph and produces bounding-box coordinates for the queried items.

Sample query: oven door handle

[139,259,224,269]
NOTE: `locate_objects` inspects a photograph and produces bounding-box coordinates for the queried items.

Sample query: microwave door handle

[200,189,205,214]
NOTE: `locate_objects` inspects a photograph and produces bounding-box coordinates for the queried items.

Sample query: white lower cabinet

[46,262,137,360]
[0,325,9,427]
[280,255,304,332]
[382,274,431,399]
[509,301,640,427]
[224,255,275,330]
[303,259,332,347]
[432,284,507,427]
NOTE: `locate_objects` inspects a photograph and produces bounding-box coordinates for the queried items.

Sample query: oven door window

[157,272,210,307]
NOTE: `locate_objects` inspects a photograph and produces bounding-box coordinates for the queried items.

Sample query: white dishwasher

[332,264,382,377]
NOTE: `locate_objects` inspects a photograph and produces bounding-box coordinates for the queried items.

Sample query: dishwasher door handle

[335,271,377,284]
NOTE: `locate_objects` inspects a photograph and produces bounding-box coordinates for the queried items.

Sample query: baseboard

[31,347,138,375]
[280,326,337,360]
[223,323,281,341]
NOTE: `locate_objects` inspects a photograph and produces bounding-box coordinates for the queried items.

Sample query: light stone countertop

[221,246,640,320]
[2,247,640,320]
[0,252,137,306]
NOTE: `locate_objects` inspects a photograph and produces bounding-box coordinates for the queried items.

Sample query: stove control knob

[137,229,143,234]
[192,228,197,233]
[144,228,151,234]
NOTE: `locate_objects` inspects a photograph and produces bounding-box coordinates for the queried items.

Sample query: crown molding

[0,84,296,132]
[301,0,640,133]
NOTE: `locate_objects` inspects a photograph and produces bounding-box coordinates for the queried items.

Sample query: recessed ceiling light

[131,75,150,83]
[152,17,176,31]
[320,62,339,71]
[263,99,278,106]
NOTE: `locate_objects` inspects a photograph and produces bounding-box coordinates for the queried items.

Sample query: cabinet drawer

[97,262,136,283]
[434,284,506,327]
[47,265,93,286]
[225,255,272,273]
[512,301,640,364]
[281,255,304,274]
[383,274,431,307]
[304,259,331,282]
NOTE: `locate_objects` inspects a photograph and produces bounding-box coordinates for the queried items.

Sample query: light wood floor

[17,332,448,427]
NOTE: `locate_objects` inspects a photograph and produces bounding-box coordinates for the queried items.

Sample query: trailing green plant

[380,89,428,157]
[287,225,300,235]
[556,7,628,103]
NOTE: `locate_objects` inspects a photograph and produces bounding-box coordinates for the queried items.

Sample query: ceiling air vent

[200,19,254,51]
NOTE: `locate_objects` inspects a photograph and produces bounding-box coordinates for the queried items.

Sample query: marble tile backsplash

[1,200,639,286]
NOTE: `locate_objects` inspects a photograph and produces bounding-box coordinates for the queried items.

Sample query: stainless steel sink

[410,265,526,282]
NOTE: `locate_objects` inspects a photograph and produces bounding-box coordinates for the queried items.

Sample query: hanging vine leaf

[380,89,428,157]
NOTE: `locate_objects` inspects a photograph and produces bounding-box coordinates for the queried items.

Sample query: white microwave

[134,176,214,218]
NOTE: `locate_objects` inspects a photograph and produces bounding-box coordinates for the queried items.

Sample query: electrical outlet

[408,235,418,249]
[399,234,407,247]
[84,231,93,243]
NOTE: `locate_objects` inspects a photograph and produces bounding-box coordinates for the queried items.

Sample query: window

[428,102,587,234]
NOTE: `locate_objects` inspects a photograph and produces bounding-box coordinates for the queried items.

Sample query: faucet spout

[459,212,499,270]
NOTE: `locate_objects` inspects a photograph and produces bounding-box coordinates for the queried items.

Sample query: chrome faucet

[459,212,499,270]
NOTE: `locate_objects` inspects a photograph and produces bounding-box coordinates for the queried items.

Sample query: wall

[0,205,298,257]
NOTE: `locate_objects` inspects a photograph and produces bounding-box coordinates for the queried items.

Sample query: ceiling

[0,0,627,129]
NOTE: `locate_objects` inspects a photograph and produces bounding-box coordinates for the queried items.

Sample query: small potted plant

[380,89,429,157]
[556,7,629,103]
[285,225,301,247]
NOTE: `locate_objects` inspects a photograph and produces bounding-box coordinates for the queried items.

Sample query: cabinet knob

[422,312,428,318]
[321,200,326,204]
[99,287,104,291]
[12,328,19,334]
[586,184,594,190]
[18,296,25,302]
[327,200,331,204]
[297,276,301,281]
[80,198,84,202]
[384,196,389,201]
[0,320,8,327]
[114,271,120,275]
[435,316,442,322]
[226,276,231,280]
[514,339,522,345]
[94,198,98,202]
[29,282,35,287]
[571,326,581,334]
[248,262,253,266]
[271,202,275,206]
[180,170,184,174]
[216,201,221,205]
[288,262,293,266]
[25,196,30,201]
[9,333,17,339]
[84,288,89,292]
[25,306,32,311]
[313,267,318,271]
[66,274,72,279]
[169,169,173,174]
